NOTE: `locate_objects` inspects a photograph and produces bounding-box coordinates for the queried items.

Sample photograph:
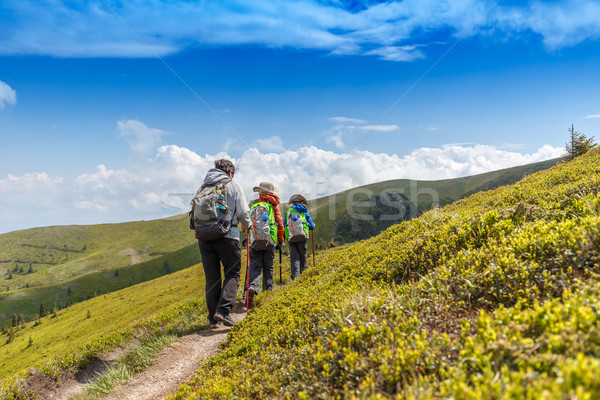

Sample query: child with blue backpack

[246,181,284,309]
[284,194,315,280]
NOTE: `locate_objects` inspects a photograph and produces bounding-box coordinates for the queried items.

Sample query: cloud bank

[0,1,599,60]
[0,121,563,233]
[0,80,17,109]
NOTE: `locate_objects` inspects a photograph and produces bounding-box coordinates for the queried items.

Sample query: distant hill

[0,214,196,323]
[307,157,560,247]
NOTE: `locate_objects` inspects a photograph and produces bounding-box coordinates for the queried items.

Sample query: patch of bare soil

[21,347,124,400]
[118,248,145,265]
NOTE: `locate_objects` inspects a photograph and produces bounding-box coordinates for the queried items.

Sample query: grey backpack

[190,178,231,241]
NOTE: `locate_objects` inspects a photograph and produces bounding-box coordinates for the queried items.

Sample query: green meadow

[0,214,196,324]
[0,262,205,382]
[0,214,193,292]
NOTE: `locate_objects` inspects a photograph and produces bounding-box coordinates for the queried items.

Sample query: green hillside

[0,214,193,291]
[0,244,199,322]
[0,262,207,390]
[0,214,196,324]
[169,150,600,399]
[307,158,560,247]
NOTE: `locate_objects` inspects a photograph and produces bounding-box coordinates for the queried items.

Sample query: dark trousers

[198,238,241,319]
[248,247,274,293]
[289,241,307,279]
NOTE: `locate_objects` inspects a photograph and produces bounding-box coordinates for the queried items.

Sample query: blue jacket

[285,203,315,230]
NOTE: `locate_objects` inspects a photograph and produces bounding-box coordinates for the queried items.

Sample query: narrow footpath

[40,303,247,400]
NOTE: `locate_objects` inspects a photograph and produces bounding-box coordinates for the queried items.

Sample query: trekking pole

[245,231,250,311]
[279,245,283,285]
[311,231,316,269]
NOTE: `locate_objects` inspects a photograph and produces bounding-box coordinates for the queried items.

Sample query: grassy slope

[0,261,206,381]
[307,158,559,247]
[0,214,195,323]
[0,214,193,291]
[169,150,600,399]
[0,244,199,322]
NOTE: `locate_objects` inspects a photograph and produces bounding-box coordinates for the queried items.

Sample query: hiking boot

[214,312,235,327]
[247,288,256,310]
[208,320,222,329]
[208,317,222,329]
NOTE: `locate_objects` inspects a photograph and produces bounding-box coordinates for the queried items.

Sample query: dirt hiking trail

[40,303,246,400]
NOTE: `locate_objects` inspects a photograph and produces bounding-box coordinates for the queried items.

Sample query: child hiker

[285,194,315,280]
[246,181,284,309]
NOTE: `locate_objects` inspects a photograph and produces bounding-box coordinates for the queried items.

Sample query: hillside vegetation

[307,158,559,247]
[0,214,195,323]
[0,262,206,391]
[170,149,599,399]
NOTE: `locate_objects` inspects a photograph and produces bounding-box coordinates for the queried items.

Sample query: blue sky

[1,0,600,233]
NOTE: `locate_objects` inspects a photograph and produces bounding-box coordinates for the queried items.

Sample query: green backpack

[285,208,310,243]
[249,201,278,250]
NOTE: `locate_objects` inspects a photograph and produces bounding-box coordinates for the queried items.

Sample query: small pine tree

[39,302,48,318]
[11,314,18,328]
[82,244,87,251]
[564,124,597,160]
[114,270,119,278]
[28,336,33,348]
[28,264,34,274]
[67,286,72,295]
[164,261,171,274]
[86,310,91,319]
[7,272,13,280]
[18,266,24,274]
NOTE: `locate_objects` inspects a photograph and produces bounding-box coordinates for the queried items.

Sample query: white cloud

[0,80,17,109]
[355,124,400,132]
[329,116,367,124]
[493,0,600,49]
[117,119,167,157]
[254,136,286,152]
[0,133,563,233]
[418,125,440,131]
[585,114,600,119]
[324,119,399,149]
[364,45,425,62]
[1,1,598,60]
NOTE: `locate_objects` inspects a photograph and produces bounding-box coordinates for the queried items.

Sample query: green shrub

[169,148,600,399]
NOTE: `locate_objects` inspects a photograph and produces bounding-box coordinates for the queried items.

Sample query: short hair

[214,159,235,176]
